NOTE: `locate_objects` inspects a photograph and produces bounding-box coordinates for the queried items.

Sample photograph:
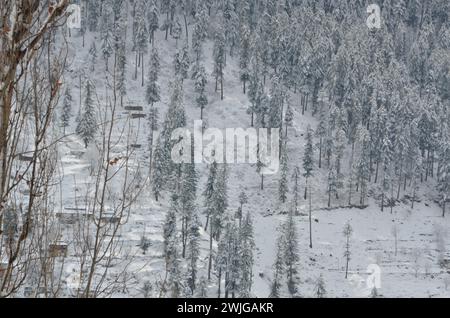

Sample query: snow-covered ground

[48,15,450,298]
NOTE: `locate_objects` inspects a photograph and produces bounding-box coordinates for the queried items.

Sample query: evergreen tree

[88,41,97,72]
[239,24,251,94]
[343,221,353,279]
[354,125,371,206]
[60,87,73,134]
[100,4,113,71]
[194,65,208,120]
[219,221,240,298]
[174,45,191,82]
[236,191,248,227]
[315,106,328,169]
[437,125,450,217]
[303,125,315,200]
[180,162,198,258]
[186,212,201,295]
[146,48,161,106]
[204,161,218,280]
[292,166,301,215]
[203,161,218,231]
[147,104,159,179]
[147,0,159,46]
[115,42,127,106]
[283,209,299,295]
[164,195,182,298]
[161,0,175,41]
[267,75,284,130]
[269,229,285,298]
[152,137,168,202]
[247,48,263,127]
[76,80,97,148]
[284,101,294,143]
[213,17,226,100]
[326,156,338,208]
[135,0,149,86]
[113,1,128,106]
[87,0,100,32]
[211,165,228,241]
[152,80,186,200]
[191,3,209,79]
[172,17,183,44]
[239,212,255,297]
[279,143,289,204]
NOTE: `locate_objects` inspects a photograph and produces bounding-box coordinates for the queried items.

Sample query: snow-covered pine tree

[212,16,226,100]
[303,125,315,200]
[283,208,299,295]
[180,162,198,258]
[221,0,239,57]
[147,104,159,179]
[116,43,127,107]
[79,0,87,47]
[204,161,217,280]
[146,48,161,106]
[152,137,168,202]
[315,106,328,169]
[161,0,175,41]
[221,221,240,298]
[152,80,186,200]
[381,132,394,212]
[239,24,251,94]
[135,0,149,86]
[267,75,284,130]
[236,191,248,227]
[279,142,289,204]
[211,164,228,241]
[343,221,353,279]
[87,0,100,32]
[88,41,97,72]
[437,124,450,217]
[269,226,285,298]
[334,126,346,199]
[215,224,228,297]
[247,47,263,127]
[76,80,97,148]
[203,161,218,231]
[172,17,183,45]
[326,155,338,208]
[191,2,209,76]
[174,44,190,82]
[239,212,255,297]
[292,166,301,215]
[99,3,113,71]
[284,100,294,143]
[164,194,182,297]
[186,212,201,295]
[194,65,208,120]
[112,0,127,106]
[60,87,73,135]
[354,125,371,206]
[147,0,159,46]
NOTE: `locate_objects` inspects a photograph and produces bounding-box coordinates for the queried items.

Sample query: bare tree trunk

[309,185,313,249]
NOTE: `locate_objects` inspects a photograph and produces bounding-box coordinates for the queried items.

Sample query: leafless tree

[0,0,70,297]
